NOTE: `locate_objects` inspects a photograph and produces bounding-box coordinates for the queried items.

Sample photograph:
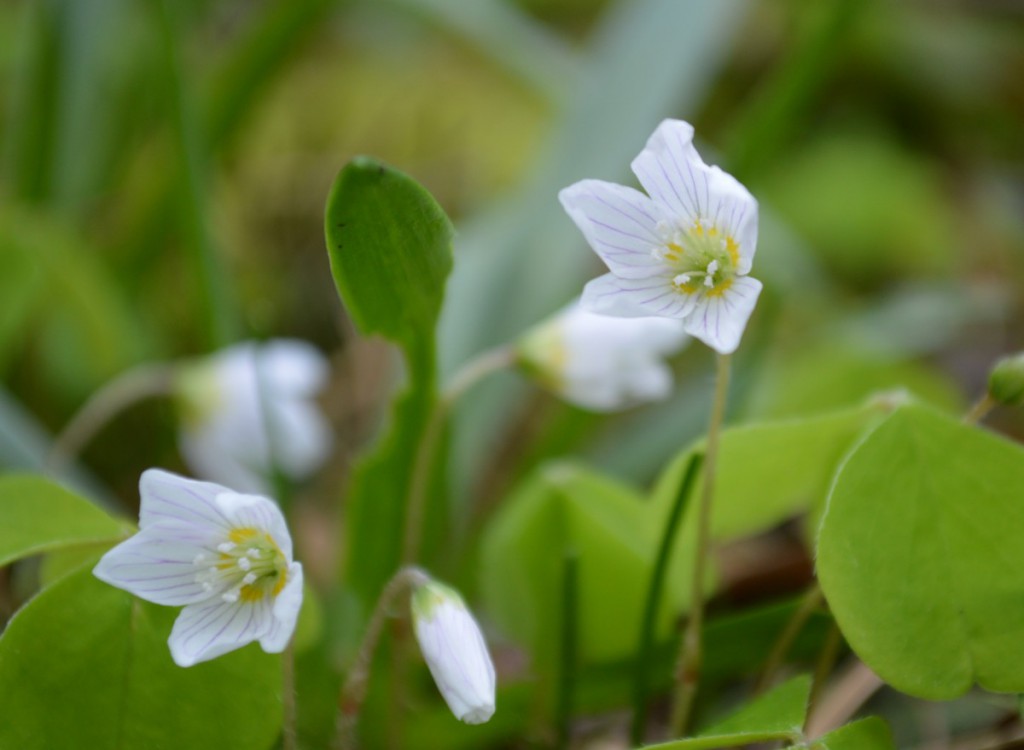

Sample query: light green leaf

[645,674,810,749]
[480,462,668,664]
[649,406,878,605]
[0,474,124,567]
[0,564,283,750]
[817,402,1024,698]
[803,717,895,749]
[325,157,453,348]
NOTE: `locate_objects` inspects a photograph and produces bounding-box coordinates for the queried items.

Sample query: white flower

[411,579,496,725]
[559,119,762,354]
[93,469,303,667]
[176,339,332,495]
[518,301,688,411]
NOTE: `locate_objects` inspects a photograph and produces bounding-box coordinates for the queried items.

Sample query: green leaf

[480,462,669,664]
[0,474,124,567]
[0,564,283,750]
[325,157,453,348]
[817,402,1024,699]
[649,406,878,604]
[804,717,895,749]
[324,158,454,606]
[645,674,810,749]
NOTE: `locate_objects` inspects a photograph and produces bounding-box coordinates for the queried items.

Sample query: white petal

[630,119,704,223]
[559,180,669,279]
[256,339,330,396]
[259,562,304,653]
[214,492,293,559]
[705,166,758,274]
[169,596,269,667]
[179,340,332,493]
[178,428,269,496]
[683,276,763,354]
[581,273,696,319]
[93,524,221,606]
[138,469,231,532]
[630,120,758,273]
[265,400,334,479]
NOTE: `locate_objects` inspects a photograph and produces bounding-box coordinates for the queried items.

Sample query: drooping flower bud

[989,352,1024,407]
[410,579,496,725]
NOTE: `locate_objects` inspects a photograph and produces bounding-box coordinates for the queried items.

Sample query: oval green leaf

[818,402,1024,698]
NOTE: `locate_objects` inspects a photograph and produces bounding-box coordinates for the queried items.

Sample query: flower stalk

[669,352,731,736]
[335,567,430,750]
[48,363,179,475]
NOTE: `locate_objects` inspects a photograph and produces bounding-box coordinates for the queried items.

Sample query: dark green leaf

[325,157,453,347]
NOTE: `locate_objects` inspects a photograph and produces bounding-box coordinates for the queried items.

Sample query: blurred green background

[1,0,1023,745]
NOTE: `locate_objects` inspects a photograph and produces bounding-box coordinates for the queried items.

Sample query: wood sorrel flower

[176,339,332,495]
[560,119,761,354]
[411,579,496,725]
[94,469,303,667]
[518,301,688,411]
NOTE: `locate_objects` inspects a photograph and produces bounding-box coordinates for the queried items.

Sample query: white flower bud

[517,301,688,412]
[411,580,496,725]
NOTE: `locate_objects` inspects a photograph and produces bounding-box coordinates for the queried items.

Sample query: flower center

[193,527,288,603]
[651,220,740,295]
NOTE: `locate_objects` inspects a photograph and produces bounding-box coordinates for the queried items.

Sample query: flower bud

[517,301,688,412]
[411,579,496,725]
[989,352,1024,407]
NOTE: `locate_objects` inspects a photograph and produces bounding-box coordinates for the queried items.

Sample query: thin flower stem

[399,345,515,565]
[964,393,996,426]
[805,658,884,738]
[756,584,825,694]
[556,550,579,749]
[630,452,704,745]
[808,621,843,715]
[334,567,430,750]
[669,352,732,737]
[283,638,298,750]
[48,363,179,474]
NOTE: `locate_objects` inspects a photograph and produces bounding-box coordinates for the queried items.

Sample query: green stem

[556,550,579,749]
[756,584,824,694]
[964,393,996,426]
[399,346,515,565]
[48,363,178,474]
[333,567,429,750]
[630,452,704,745]
[808,621,842,717]
[669,352,732,737]
[283,638,298,750]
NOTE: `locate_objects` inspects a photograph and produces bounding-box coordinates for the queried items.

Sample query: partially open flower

[94,469,303,667]
[518,301,688,411]
[411,579,496,725]
[176,339,332,495]
[560,119,762,354]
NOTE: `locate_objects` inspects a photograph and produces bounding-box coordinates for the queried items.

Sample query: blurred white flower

[518,302,688,412]
[560,119,762,354]
[411,579,496,725]
[176,339,332,495]
[94,469,303,667]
